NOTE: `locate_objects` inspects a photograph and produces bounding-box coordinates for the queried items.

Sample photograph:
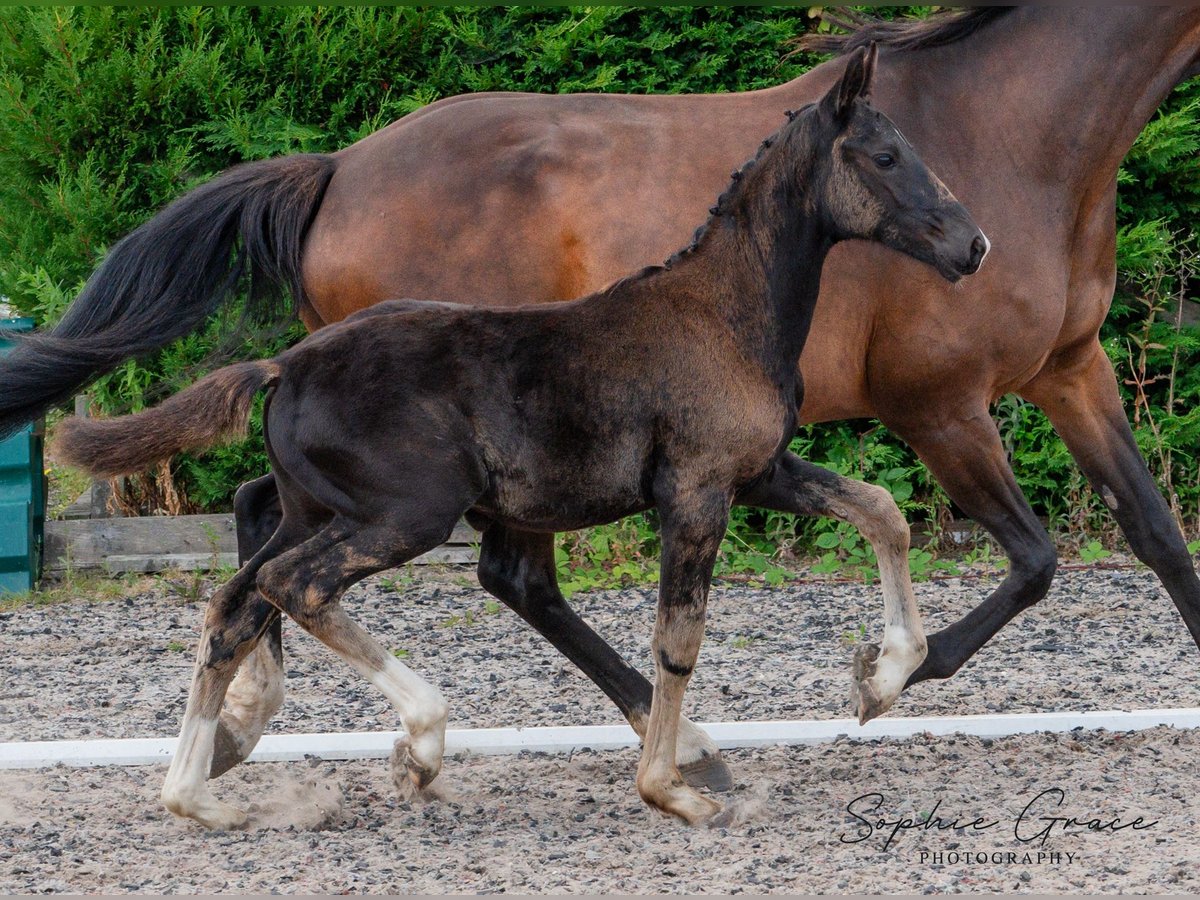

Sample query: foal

[56,46,985,827]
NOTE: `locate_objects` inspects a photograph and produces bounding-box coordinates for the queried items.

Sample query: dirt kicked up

[2,563,1198,893]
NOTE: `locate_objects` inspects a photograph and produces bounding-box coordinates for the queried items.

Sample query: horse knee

[1011,539,1057,609]
[853,482,911,554]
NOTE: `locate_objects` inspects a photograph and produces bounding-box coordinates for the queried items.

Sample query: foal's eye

[873,153,896,169]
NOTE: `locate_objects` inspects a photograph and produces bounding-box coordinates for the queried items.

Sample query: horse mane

[795,7,1014,56]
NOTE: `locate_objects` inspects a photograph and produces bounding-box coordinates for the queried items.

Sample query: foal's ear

[824,42,877,123]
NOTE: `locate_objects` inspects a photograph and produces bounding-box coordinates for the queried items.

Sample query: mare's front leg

[737,453,927,722]
[637,488,728,824]
[877,399,1058,685]
[476,523,731,791]
[1023,341,1200,649]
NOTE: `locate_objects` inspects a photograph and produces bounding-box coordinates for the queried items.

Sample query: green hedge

[2,6,1198,559]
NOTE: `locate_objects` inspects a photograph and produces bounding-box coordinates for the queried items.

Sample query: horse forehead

[869,110,911,148]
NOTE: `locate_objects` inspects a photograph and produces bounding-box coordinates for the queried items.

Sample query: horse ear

[861,42,878,100]
[824,44,871,123]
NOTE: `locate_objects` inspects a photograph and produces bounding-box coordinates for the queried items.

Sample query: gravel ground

[2,561,1199,892]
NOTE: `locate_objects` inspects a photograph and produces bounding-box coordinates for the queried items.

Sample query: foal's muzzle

[929,204,988,282]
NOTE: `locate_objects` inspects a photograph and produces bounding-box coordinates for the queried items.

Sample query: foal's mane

[795,7,1014,56]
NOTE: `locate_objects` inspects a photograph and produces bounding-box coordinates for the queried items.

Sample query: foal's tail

[52,360,280,479]
[0,153,336,438]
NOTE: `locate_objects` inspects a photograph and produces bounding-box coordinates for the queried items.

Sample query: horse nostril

[969,234,988,269]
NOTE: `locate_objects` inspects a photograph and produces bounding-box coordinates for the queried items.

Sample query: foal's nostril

[968,234,988,270]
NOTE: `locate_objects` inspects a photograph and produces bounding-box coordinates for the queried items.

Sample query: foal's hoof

[390,737,439,801]
[163,789,248,831]
[208,720,246,780]
[678,752,735,793]
[851,641,887,725]
[641,781,723,826]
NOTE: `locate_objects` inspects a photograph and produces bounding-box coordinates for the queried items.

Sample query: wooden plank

[44,515,477,573]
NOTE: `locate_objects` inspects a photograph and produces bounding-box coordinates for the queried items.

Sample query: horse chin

[932,257,964,284]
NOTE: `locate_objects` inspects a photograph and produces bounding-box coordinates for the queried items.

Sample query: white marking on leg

[305,607,449,790]
[831,481,927,721]
[637,608,721,824]
[366,654,449,788]
[162,714,247,830]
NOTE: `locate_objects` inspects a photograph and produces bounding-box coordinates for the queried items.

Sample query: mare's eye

[873,153,895,169]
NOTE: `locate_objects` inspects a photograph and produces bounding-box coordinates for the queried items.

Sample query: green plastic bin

[0,317,45,593]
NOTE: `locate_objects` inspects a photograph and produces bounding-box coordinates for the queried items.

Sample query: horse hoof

[163,789,248,831]
[390,737,438,801]
[850,642,886,724]
[208,721,245,779]
[678,753,735,793]
[708,803,739,830]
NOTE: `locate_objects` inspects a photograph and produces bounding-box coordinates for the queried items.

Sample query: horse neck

[682,131,833,387]
[883,9,1200,197]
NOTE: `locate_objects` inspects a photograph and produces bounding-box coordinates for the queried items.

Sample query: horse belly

[478,439,651,533]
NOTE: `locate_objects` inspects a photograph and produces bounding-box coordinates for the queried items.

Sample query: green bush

[2,7,1198,575]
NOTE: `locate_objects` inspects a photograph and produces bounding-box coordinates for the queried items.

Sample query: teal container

[0,317,45,593]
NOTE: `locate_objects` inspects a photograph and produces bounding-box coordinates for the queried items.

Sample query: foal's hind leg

[210,473,286,779]
[737,453,927,723]
[161,525,305,829]
[476,523,731,791]
[256,519,451,796]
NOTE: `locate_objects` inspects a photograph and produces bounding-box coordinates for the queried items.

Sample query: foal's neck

[681,122,832,389]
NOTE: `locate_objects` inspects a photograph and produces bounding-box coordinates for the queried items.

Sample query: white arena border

[3,708,1200,769]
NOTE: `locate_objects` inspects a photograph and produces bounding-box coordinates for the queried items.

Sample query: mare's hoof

[678,752,735,793]
[851,641,886,725]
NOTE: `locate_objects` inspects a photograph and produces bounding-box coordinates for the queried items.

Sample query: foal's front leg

[738,453,927,723]
[637,489,729,824]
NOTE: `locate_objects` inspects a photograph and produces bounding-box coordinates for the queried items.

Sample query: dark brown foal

[55,48,984,827]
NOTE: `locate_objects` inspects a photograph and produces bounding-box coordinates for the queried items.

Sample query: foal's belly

[473,471,652,534]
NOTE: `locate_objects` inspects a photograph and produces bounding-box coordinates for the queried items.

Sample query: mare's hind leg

[476,523,731,791]
[256,518,452,796]
[161,524,306,829]
[737,453,927,722]
[210,473,286,779]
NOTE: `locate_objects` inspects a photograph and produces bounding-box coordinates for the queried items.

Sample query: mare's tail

[0,153,336,438]
[52,360,280,479]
